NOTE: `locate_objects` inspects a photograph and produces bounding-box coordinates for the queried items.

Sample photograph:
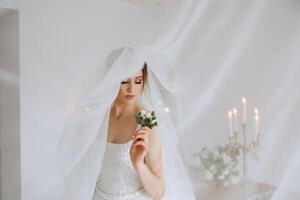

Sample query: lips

[125,95,135,99]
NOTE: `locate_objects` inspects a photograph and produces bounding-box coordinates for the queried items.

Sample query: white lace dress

[92,139,153,200]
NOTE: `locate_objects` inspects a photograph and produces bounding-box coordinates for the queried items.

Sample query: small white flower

[201,148,210,158]
[223,154,231,164]
[140,110,146,117]
[211,150,220,159]
[209,164,217,174]
[146,112,152,118]
[204,170,213,180]
[217,172,225,180]
[201,153,208,160]
[223,168,229,175]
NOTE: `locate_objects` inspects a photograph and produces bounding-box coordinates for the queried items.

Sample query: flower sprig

[135,110,158,129]
[194,144,241,186]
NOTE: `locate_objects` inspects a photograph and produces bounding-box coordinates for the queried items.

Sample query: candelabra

[228,121,261,200]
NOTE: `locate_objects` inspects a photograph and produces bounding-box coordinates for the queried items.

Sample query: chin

[122,98,135,103]
[126,99,136,103]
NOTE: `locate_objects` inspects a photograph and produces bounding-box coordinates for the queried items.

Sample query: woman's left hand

[130,126,151,168]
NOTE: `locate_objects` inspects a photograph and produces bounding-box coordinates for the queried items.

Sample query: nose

[127,81,134,92]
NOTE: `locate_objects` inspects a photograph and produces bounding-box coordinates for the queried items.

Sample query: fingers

[132,140,148,149]
[140,126,151,133]
[132,132,146,140]
[141,126,150,131]
[132,128,149,146]
[136,126,150,133]
[131,127,151,150]
[132,132,149,145]
[132,127,151,138]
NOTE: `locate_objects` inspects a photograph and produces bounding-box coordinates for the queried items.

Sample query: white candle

[254,108,259,142]
[233,108,238,133]
[228,110,233,137]
[242,97,247,124]
[254,108,259,117]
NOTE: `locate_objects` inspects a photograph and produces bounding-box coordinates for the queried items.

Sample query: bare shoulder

[146,124,161,146]
[136,103,151,113]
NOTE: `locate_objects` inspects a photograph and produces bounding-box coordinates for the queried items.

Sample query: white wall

[0,8,20,200]
[0,0,19,10]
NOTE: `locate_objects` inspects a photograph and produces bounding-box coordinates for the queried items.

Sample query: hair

[142,62,148,91]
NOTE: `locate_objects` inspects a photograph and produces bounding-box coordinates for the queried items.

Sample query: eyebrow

[135,75,143,78]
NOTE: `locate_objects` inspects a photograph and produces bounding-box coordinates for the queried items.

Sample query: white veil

[56,46,197,200]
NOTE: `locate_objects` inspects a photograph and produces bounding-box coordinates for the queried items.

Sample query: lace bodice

[93,140,146,200]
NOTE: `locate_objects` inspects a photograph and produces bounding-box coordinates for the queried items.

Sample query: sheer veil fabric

[56,46,197,200]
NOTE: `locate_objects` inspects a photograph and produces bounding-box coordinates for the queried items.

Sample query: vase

[214,179,227,199]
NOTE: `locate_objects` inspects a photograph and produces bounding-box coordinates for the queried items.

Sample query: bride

[56,46,196,200]
[92,64,165,199]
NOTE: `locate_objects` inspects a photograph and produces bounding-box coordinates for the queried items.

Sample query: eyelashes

[121,80,143,84]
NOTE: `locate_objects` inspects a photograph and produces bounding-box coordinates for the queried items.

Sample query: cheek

[136,84,143,93]
[119,85,127,94]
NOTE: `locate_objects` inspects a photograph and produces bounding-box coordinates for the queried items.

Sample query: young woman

[92,64,165,200]
[57,47,196,200]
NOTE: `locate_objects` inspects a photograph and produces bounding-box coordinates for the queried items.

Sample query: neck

[111,100,137,120]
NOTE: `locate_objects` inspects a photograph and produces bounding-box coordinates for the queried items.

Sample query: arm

[130,126,165,199]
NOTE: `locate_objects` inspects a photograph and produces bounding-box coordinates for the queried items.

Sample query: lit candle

[233,108,238,133]
[228,110,233,137]
[254,108,259,117]
[254,108,259,142]
[242,97,247,124]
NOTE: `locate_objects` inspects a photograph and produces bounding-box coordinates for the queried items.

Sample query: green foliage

[135,110,158,129]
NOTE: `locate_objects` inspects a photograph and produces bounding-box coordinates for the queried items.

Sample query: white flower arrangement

[135,110,158,129]
[194,144,241,186]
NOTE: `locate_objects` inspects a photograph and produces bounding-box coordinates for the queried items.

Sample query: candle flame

[228,110,232,118]
[233,108,238,115]
[254,108,259,116]
[164,107,170,112]
[242,97,246,104]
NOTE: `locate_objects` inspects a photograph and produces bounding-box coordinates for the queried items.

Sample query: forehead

[130,69,143,78]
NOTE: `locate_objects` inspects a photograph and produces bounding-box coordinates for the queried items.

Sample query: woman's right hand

[130,127,151,168]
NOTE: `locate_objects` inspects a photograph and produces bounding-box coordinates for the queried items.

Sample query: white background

[0,0,299,199]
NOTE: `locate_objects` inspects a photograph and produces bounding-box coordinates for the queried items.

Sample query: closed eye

[135,80,143,84]
[121,79,143,84]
